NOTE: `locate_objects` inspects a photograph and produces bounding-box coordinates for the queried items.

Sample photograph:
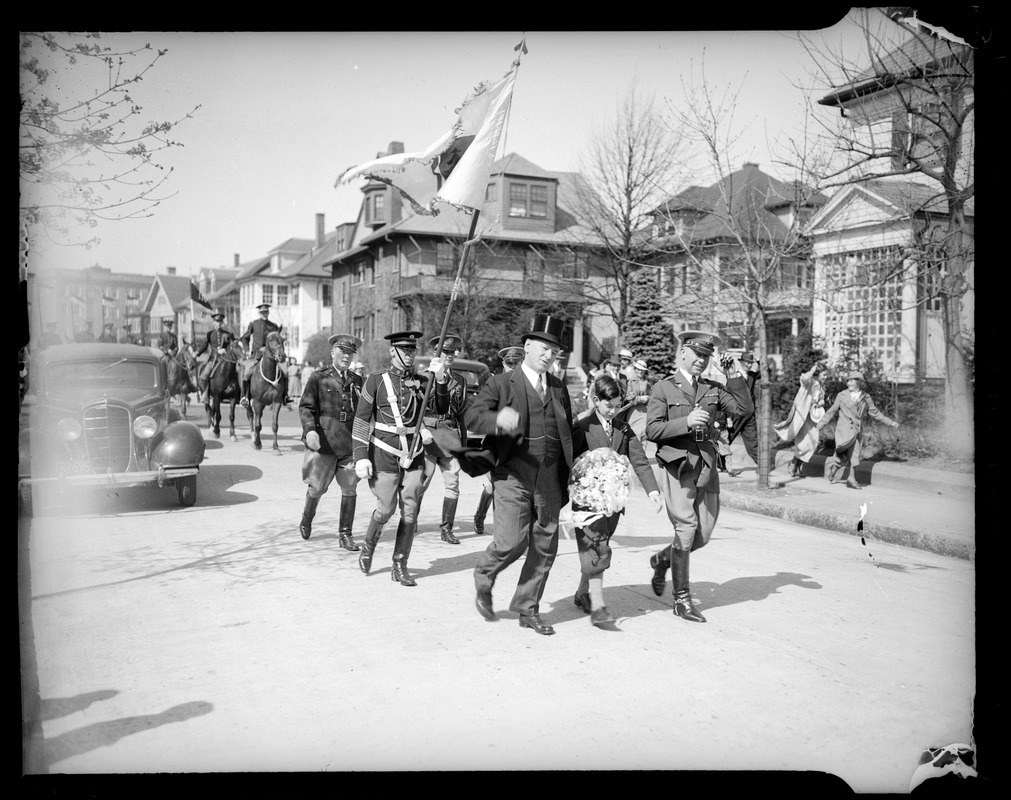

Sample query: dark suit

[571,411,658,575]
[465,367,574,615]
[299,364,364,497]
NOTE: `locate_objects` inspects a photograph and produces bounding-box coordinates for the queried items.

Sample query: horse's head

[265,332,287,363]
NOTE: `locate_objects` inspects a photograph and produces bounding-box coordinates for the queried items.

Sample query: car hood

[44,386,165,409]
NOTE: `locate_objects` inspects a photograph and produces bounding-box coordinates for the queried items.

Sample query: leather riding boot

[391,519,417,586]
[299,493,320,541]
[671,548,706,623]
[440,497,460,544]
[338,495,360,551]
[649,546,671,597]
[473,489,493,535]
[358,514,383,575]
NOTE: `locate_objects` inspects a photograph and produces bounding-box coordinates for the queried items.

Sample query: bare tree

[570,85,685,342]
[795,7,977,456]
[19,32,200,250]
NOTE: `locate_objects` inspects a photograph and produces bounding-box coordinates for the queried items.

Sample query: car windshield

[47,359,159,390]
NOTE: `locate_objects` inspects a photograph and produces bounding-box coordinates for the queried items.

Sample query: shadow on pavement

[44,700,213,769]
[692,571,822,611]
[41,689,119,722]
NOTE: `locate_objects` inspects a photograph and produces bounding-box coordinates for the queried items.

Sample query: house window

[322,283,332,308]
[277,285,289,306]
[352,259,372,285]
[291,282,300,305]
[509,183,528,217]
[530,185,547,218]
[353,315,366,342]
[365,191,386,225]
[437,242,459,276]
[262,285,273,306]
[508,183,548,218]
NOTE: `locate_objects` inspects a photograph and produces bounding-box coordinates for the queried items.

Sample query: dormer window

[365,190,386,225]
[508,182,548,219]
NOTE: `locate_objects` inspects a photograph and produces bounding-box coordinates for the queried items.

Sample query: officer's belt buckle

[339,411,348,422]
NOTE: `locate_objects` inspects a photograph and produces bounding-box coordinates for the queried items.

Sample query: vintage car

[18,343,206,516]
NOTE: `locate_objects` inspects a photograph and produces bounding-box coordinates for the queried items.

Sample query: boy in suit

[572,374,663,628]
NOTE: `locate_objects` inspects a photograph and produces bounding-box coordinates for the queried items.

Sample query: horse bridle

[258,338,286,390]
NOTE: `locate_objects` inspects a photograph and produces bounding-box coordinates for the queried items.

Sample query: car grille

[83,405,133,472]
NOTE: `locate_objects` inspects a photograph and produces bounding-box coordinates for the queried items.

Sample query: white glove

[355,459,373,479]
[448,457,461,475]
[426,355,447,381]
[419,427,434,445]
[217,347,226,354]
[304,431,321,451]
[648,491,664,513]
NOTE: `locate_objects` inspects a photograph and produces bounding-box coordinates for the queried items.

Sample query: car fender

[152,420,206,467]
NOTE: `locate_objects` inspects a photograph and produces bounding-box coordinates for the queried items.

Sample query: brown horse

[246,331,287,452]
[167,348,197,417]
[205,343,243,441]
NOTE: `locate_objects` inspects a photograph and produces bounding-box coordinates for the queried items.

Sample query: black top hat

[429,334,462,353]
[210,312,225,321]
[679,329,721,356]
[257,303,271,311]
[103,322,114,328]
[522,314,565,348]
[385,330,422,348]
[329,333,362,352]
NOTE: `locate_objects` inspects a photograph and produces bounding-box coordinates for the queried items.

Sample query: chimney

[167,266,177,275]
[743,162,759,169]
[387,141,405,156]
[234,254,240,267]
[316,213,326,247]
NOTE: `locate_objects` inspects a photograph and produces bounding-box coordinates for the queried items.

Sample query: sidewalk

[703,440,976,561]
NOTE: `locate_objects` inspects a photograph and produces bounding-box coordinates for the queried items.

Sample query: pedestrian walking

[287,357,303,398]
[467,314,575,636]
[624,358,652,445]
[774,360,828,477]
[298,333,365,549]
[352,331,448,586]
[644,331,753,623]
[728,352,760,466]
[817,370,899,490]
[420,333,468,545]
[571,374,662,628]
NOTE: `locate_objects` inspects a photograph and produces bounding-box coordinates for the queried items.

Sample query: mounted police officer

[299,333,365,550]
[239,303,283,408]
[158,319,179,359]
[419,333,469,545]
[195,312,235,405]
[352,331,448,586]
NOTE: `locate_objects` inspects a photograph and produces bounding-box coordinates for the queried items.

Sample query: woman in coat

[774,361,827,477]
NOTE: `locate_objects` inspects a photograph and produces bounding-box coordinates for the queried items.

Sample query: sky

[24,14,889,279]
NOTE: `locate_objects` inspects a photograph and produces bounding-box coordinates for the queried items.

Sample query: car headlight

[56,418,82,442]
[133,415,158,439]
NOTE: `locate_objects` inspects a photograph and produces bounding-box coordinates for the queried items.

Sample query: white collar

[680,368,698,385]
[520,362,546,390]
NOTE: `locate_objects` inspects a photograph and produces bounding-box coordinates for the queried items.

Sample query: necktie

[535,375,546,402]
[691,377,698,392]
[604,420,612,439]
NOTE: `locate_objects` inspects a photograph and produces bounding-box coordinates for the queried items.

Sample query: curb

[720,489,974,562]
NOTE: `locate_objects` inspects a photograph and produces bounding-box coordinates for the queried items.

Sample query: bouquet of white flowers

[566,447,635,532]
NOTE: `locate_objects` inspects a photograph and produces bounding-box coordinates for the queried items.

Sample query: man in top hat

[727,351,761,467]
[195,312,235,405]
[352,331,448,586]
[299,333,366,549]
[817,370,899,490]
[471,344,525,539]
[466,314,575,636]
[419,333,469,545]
[98,322,117,343]
[239,303,284,407]
[645,330,753,623]
[158,319,179,358]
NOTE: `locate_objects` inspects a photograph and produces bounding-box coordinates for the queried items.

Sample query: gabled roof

[807,177,974,232]
[269,237,315,256]
[206,280,238,302]
[145,274,197,313]
[276,230,344,279]
[235,256,272,280]
[656,164,828,244]
[491,152,557,181]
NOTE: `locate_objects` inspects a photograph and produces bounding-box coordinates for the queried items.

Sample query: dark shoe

[338,533,360,551]
[475,590,496,621]
[649,550,669,597]
[440,529,460,544]
[846,478,862,490]
[518,613,555,636]
[728,469,742,477]
[673,593,707,623]
[590,606,616,628]
[572,592,591,614]
[391,559,417,586]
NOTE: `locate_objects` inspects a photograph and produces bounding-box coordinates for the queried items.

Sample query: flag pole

[401,209,482,466]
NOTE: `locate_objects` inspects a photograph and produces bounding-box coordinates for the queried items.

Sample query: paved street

[20,410,976,791]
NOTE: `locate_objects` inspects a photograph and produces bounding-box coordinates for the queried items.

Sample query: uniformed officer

[75,321,96,343]
[644,331,753,623]
[158,319,179,358]
[472,344,524,536]
[195,313,235,405]
[239,303,283,408]
[352,331,448,586]
[420,333,468,545]
[98,322,117,343]
[299,333,365,550]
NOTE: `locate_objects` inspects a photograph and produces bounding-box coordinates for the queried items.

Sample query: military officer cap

[257,303,271,312]
[163,319,175,326]
[429,333,462,354]
[633,359,648,371]
[498,346,524,363]
[329,333,362,353]
[385,330,422,349]
[211,312,225,321]
[679,329,721,357]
